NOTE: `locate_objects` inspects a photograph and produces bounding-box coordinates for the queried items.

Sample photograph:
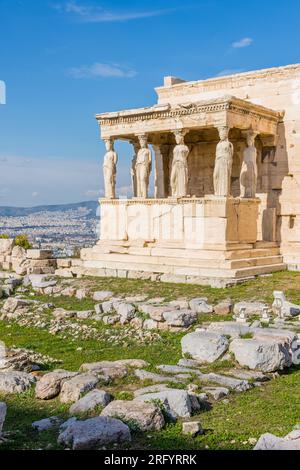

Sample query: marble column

[170,130,189,197]
[130,140,139,197]
[152,144,165,198]
[103,138,118,199]
[213,126,234,197]
[240,130,258,198]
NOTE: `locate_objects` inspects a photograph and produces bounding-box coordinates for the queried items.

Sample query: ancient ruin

[79,63,300,286]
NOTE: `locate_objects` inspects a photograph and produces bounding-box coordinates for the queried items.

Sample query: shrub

[0,234,9,239]
[14,234,32,250]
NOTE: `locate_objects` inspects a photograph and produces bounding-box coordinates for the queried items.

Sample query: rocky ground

[0,271,299,450]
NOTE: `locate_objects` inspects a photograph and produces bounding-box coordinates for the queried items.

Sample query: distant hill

[0,201,99,218]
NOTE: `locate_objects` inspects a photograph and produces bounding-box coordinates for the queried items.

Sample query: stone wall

[156,64,300,263]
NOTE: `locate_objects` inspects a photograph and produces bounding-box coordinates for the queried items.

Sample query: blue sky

[0,0,300,206]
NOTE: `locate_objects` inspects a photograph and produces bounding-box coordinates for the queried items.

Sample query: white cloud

[85,189,102,198]
[231,37,253,49]
[68,62,137,79]
[32,192,39,198]
[54,1,173,23]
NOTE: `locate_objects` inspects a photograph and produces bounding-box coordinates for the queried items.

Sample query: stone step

[230,255,283,269]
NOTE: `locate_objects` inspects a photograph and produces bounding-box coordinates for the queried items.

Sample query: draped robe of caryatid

[171,144,189,197]
[213,139,234,197]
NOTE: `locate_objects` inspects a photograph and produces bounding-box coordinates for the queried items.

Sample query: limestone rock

[80,361,128,381]
[27,249,53,260]
[206,321,251,338]
[103,315,120,325]
[93,291,113,302]
[163,309,197,327]
[3,297,30,313]
[101,399,165,431]
[133,384,171,397]
[60,374,99,403]
[214,299,232,315]
[134,390,194,420]
[134,369,177,383]
[254,430,300,450]
[203,387,229,400]
[0,402,7,435]
[189,298,213,314]
[70,390,112,415]
[143,319,158,330]
[32,417,61,432]
[181,331,229,363]
[182,421,203,437]
[35,370,78,400]
[53,308,76,320]
[0,371,36,394]
[233,301,267,317]
[115,303,136,324]
[57,416,131,450]
[76,310,94,320]
[229,338,290,372]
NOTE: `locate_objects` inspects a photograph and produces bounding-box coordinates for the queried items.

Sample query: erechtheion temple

[80,63,300,287]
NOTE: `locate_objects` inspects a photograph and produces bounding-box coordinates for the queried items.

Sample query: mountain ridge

[0,201,99,217]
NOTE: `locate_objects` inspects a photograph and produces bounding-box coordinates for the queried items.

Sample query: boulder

[76,310,94,320]
[115,303,136,324]
[0,402,7,435]
[53,308,76,320]
[32,417,61,432]
[70,390,112,415]
[27,274,57,289]
[75,288,89,300]
[143,319,158,330]
[134,389,194,420]
[182,421,203,437]
[206,321,251,338]
[233,301,267,317]
[102,301,115,314]
[214,299,232,315]
[101,400,165,431]
[189,298,213,314]
[0,371,36,394]
[134,369,178,383]
[60,374,99,403]
[57,416,131,450]
[203,387,229,400]
[133,384,171,397]
[254,430,300,450]
[201,373,250,391]
[229,338,290,372]
[93,291,113,302]
[3,297,30,313]
[163,309,197,327]
[80,361,128,381]
[103,315,120,325]
[181,331,229,363]
[35,370,78,400]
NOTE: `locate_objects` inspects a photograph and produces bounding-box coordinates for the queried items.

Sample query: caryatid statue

[130,140,139,197]
[240,130,258,198]
[170,130,189,197]
[213,126,234,197]
[103,138,118,199]
[136,134,152,198]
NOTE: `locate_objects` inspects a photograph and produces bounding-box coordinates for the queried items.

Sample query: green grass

[1,271,300,450]
[32,270,300,305]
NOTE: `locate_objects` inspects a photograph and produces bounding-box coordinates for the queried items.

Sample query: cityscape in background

[0,201,99,257]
